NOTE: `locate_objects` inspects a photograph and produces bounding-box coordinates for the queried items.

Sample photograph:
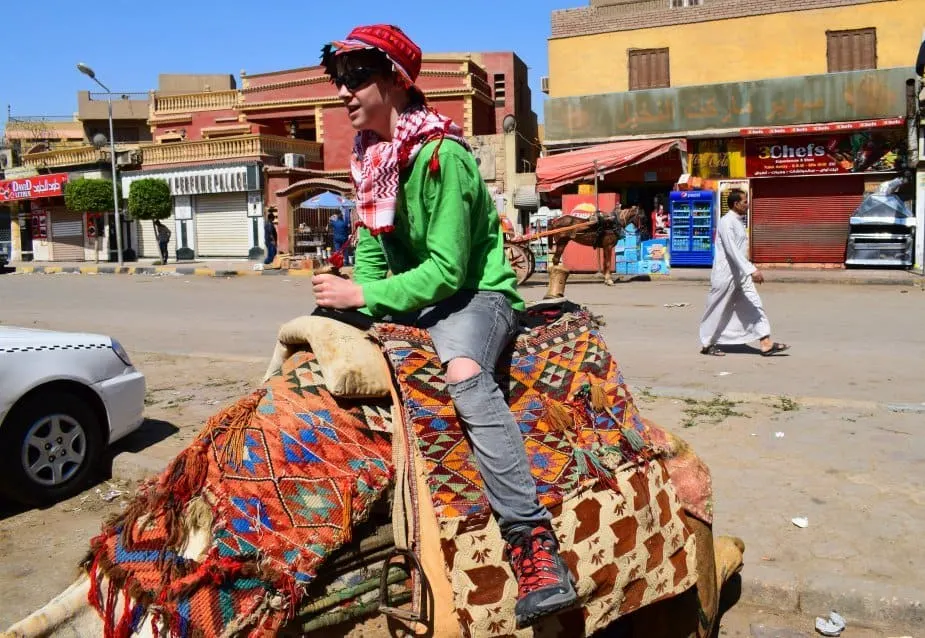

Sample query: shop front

[0,172,73,262]
[536,138,686,272]
[743,119,907,265]
[122,163,263,260]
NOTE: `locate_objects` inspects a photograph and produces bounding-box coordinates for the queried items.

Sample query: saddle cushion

[264,315,392,399]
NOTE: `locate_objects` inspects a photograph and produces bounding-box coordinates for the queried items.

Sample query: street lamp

[77,62,124,268]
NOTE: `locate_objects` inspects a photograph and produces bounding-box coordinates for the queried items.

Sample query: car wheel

[0,391,104,507]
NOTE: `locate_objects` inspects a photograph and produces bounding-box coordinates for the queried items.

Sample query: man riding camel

[310,24,577,628]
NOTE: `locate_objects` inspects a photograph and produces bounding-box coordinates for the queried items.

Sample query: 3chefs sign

[745,128,905,177]
[0,173,68,202]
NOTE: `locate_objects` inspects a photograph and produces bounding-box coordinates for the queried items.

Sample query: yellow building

[548,0,924,97]
[542,0,923,266]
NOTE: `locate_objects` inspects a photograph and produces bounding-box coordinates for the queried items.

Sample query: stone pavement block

[740,564,800,614]
[749,624,809,638]
[800,574,925,630]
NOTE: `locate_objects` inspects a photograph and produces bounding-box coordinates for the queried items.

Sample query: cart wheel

[505,243,533,286]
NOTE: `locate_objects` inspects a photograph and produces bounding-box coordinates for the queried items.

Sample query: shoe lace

[507,528,562,595]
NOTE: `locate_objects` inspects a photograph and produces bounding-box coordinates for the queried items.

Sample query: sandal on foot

[760,342,790,356]
[700,345,725,356]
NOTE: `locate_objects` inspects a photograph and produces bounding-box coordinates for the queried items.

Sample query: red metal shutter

[751,176,865,264]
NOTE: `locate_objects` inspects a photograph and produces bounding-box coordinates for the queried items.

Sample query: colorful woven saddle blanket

[374,302,701,636]
[81,303,711,637]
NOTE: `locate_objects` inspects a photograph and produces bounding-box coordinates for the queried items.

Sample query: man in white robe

[698,189,789,357]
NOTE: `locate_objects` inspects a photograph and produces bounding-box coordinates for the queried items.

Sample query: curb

[628,383,925,414]
[740,563,924,630]
[12,264,313,278]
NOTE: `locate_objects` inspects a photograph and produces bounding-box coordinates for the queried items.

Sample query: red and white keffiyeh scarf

[350,106,470,235]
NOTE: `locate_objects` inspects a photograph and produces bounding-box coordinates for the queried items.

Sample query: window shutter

[827,28,877,72]
[629,48,670,90]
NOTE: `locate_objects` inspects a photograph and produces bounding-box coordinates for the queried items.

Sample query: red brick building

[123,52,535,260]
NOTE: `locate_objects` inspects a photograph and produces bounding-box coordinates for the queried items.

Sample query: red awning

[536,138,686,193]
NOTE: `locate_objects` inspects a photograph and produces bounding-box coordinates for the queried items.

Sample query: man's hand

[751,269,765,284]
[312,274,365,309]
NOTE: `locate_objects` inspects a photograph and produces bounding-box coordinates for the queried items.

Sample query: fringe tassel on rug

[206,389,268,469]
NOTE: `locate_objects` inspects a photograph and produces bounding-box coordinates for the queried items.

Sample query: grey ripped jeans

[390,290,550,536]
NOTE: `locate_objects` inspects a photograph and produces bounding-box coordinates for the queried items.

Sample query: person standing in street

[153,219,171,265]
[264,210,278,265]
[310,24,577,628]
[329,210,350,264]
[699,189,789,357]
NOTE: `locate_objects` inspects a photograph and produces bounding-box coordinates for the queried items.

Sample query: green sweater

[353,139,525,318]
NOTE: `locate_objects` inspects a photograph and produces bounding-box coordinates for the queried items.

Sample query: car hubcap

[21,414,87,487]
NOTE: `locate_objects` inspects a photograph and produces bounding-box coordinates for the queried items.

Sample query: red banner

[0,173,68,202]
[745,129,905,177]
[740,117,904,137]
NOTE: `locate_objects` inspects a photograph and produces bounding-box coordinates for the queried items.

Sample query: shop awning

[536,138,686,193]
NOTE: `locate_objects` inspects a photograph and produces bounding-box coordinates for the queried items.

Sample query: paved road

[2,273,923,405]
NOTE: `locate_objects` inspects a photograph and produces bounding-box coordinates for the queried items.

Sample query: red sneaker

[505,524,578,628]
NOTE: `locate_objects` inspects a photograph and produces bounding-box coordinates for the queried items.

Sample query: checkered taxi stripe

[0,343,110,354]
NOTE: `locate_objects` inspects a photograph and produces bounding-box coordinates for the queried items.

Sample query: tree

[127,178,174,263]
[64,178,118,213]
[126,178,172,224]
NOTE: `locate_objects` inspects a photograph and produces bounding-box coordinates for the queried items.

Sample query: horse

[548,206,646,286]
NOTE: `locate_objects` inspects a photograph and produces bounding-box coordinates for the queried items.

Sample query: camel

[548,205,646,287]
[2,305,744,638]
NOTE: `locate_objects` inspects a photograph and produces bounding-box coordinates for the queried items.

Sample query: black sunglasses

[332,67,379,91]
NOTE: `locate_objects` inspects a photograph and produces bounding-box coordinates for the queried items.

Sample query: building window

[493,73,506,106]
[827,28,877,72]
[669,0,701,7]
[628,48,670,90]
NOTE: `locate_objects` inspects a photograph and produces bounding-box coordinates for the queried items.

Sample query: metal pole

[593,160,600,212]
[106,94,124,267]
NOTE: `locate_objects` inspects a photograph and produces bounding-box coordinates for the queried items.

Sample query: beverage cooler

[668,190,715,266]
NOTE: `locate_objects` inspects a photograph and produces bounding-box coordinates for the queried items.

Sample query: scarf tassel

[428,132,446,173]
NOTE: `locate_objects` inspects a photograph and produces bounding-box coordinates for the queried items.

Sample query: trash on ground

[716,371,732,377]
[775,431,785,438]
[253,263,264,271]
[663,302,689,308]
[791,516,809,528]
[96,487,125,502]
[814,611,846,636]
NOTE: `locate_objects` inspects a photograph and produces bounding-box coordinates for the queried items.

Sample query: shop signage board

[745,128,906,177]
[0,173,68,202]
[544,67,914,142]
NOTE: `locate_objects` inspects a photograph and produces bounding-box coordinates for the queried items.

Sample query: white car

[0,327,146,506]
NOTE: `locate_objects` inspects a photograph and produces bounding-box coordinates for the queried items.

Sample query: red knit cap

[328,24,422,88]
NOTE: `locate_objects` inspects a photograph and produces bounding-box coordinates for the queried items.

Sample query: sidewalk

[6,258,924,285]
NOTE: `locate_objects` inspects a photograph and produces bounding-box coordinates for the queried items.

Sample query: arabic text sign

[745,129,906,177]
[544,67,914,142]
[0,173,68,202]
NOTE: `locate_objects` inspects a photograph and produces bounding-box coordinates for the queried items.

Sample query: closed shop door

[751,176,865,264]
[50,210,85,261]
[137,214,175,259]
[194,193,249,257]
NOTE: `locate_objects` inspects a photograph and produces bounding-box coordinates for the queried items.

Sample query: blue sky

[2,0,574,125]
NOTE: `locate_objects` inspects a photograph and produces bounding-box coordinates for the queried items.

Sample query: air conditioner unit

[541,76,549,94]
[115,151,136,167]
[284,153,306,168]
[0,149,13,169]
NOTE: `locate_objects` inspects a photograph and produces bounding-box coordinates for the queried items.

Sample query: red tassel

[429,133,445,173]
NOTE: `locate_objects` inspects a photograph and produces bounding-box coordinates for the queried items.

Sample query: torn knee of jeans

[445,360,483,386]
[446,370,485,395]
